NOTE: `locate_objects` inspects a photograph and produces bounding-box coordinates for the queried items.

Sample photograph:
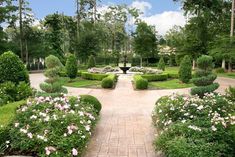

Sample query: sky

[28,0,186,35]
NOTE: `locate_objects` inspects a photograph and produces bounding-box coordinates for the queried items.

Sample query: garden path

[29,74,235,157]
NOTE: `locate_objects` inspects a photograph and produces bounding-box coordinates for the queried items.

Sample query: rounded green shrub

[80,95,102,114]
[45,55,63,69]
[101,74,117,89]
[179,55,192,83]
[191,55,219,97]
[134,75,148,90]
[158,57,165,71]
[65,54,78,79]
[87,55,96,68]
[0,51,29,84]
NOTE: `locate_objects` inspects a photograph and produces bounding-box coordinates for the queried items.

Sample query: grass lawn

[149,79,194,89]
[64,78,101,88]
[165,67,179,74]
[218,72,235,79]
[0,100,26,128]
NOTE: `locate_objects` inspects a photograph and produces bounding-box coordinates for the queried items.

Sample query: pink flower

[72,148,78,156]
[27,132,33,139]
[45,146,56,156]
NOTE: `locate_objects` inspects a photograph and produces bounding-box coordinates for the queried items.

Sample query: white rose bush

[152,92,235,157]
[1,95,100,157]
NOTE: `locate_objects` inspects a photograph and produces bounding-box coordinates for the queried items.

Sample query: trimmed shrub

[141,73,168,82]
[215,68,225,73]
[80,95,102,114]
[179,55,192,83]
[45,55,63,69]
[191,55,219,97]
[133,75,148,90]
[65,54,78,79]
[168,73,179,79]
[0,51,29,84]
[81,72,108,81]
[40,82,68,94]
[158,57,165,71]
[0,82,32,106]
[101,74,117,89]
[87,55,96,68]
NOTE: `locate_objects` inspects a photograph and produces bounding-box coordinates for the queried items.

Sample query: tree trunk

[192,59,196,70]
[222,58,226,70]
[228,58,232,72]
[25,39,28,64]
[93,0,97,23]
[19,0,24,61]
[140,57,143,67]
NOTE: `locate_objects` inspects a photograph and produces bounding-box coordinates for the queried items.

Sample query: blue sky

[28,0,181,19]
[27,0,185,35]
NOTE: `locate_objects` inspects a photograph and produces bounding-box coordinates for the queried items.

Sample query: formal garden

[1,0,235,157]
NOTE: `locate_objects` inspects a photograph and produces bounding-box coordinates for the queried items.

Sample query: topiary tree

[65,54,78,79]
[87,55,96,68]
[0,51,29,84]
[191,55,219,97]
[179,55,192,83]
[158,57,165,71]
[40,55,67,94]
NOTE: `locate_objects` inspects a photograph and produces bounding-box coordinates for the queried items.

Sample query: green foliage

[158,57,166,71]
[133,22,157,58]
[179,55,192,83]
[197,55,214,70]
[87,55,96,68]
[65,54,78,79]
[0,82,32,106]
[226,86,235,101]
[0,51,29,84]
[101,74,117,89]
[80,95,102,114]
[191,55,218,97]
[152,93,235,157]
[141,73,168,82]
[133,75,148,90]
[215,68,225,74]
[81,72,108,81]
[39,82,68,94]
[5,96,99,156]
[45,55,63,69]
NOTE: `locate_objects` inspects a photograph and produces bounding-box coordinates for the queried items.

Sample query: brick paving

[30,74,235,157]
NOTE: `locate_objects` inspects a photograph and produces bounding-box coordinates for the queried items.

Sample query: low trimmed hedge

[168,73,179,79]
[133,75,148,90]
[141,73,168,82]
[101,74,117,89]
[81,72,108,81]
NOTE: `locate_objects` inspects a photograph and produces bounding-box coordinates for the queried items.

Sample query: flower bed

[129,66,162,74]
[1,95,101,156]
[152,93,235,157]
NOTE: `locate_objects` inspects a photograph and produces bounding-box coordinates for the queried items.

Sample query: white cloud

[130,1,152,15]
[142,11,186,35]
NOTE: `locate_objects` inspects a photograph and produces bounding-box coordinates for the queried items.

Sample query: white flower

[85,125,90,131]
[5,141,10,144]
[20,128,28,134]
[197,105,204,110]
[211,126,217,131]
[45,146,56,156]
[14,123,19,127]
[72,148,78,156]
[188,125,201,131]
[181,120,186,123]
[159,110,162,113]
[81,135,86,139]
[27,132,33,139]
[30,115,37,119]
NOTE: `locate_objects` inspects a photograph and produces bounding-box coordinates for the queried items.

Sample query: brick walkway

[29,74,235,157]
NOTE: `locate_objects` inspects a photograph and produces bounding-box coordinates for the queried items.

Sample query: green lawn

[218,72,235,79]
[0,101,26,128]
[149,79,194,89]
[64,78,101,88]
